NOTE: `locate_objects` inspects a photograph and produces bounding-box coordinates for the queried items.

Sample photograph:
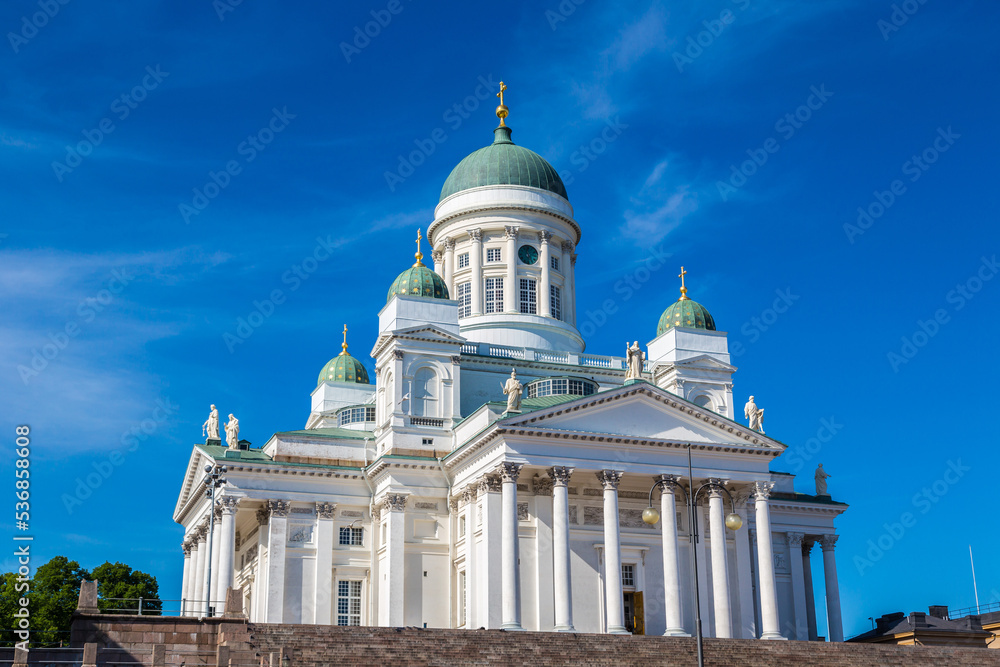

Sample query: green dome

[657,297,717,335]
[318,352,369,386]
[440,126,568,202]
[387,264,450,303]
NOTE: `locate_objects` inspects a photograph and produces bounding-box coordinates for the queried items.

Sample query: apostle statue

[224,413,239,450]
[501,369,523,412]
[625,341,645,380]
[815,463,831,496]
[202,404,220,440]
[744,396,765,434]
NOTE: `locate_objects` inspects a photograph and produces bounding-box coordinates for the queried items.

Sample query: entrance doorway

[624,591,645,635]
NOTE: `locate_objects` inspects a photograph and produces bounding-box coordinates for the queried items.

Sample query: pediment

[173,445,215,523]
[371,325,465,357]
[665,354,736,372]
[503,382,782,451]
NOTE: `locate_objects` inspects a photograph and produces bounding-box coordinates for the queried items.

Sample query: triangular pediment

[664,354,736,372]
[173,445,215,523]
[503,382,782,451]
[371,325,465,357]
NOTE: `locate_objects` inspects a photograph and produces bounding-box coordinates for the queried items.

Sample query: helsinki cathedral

[173,86,848,641]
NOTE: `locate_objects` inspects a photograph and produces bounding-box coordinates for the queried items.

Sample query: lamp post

[201,463,227,617]
[642,444,743,667]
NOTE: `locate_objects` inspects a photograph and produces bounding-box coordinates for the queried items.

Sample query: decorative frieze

[291,507,314,515]
[517,503,529,521]
[532,474,553,496]
[288,524,314,545]
[415,501,438,511]
[341,510,364,518]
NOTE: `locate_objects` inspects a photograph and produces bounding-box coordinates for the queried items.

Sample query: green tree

[90,562,161,615]
[14,556,88,646]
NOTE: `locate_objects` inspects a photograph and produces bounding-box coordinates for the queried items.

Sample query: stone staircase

[247,624,1000,666]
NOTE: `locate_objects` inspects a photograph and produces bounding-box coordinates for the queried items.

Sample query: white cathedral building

[173,93,848,641]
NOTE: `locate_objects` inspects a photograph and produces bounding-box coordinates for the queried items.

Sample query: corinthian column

[216,497,239,605]
[504,226,519,312]
[265,500,290,622]
[548,466,574,631]
[469,229,483,316]
[315,502,336,625]
[181,541,193,616]
[462,485,478,628]
[499,462,524,630]
[193,524,208,616]
[539,231,552,318]
[444,238,456,295]
[383,493,408,627]
[752,482,785,640]
[598,470,629,634]
[787,532,808,640]
[821,535,844,642]
[657,475,688,636]
[707,481,732,638]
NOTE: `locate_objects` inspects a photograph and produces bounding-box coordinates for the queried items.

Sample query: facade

[172,98,848,640]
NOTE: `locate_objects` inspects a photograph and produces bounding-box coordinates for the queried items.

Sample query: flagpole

[970,545,980,614]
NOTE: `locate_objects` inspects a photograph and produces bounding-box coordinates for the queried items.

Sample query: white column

[787,532,808,640]
[752,482,785,640]
[504,226,519,312]
[479,475,502,628]
[657,475,687,636]
[821,535,844,642]
[695,505,711,627]
[253,508,269,623]
[209,505,223,613]
[598,470,628,634]
[469,229,483,315]
[549,467,575,632]
[733,494,756,639]
[444,238,456,295]
[315,502,336,625]
[180,542,193,616]
[707,482,732,638]
[499,462,524,630]
[433,249,443,277]
[539,231,552,318]
[463,486,478,628]
[384,493,408,626]
[193,525,207,616]
[216,497,238,606]
[802,539,818,640]
[563,242,576,326]
[265,500,290,623]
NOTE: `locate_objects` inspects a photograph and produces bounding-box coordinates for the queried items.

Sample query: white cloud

[621,158,701,243]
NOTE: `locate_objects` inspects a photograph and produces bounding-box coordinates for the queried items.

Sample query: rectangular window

[459,515,467,536]
[486,247,502,263]
[458,253,469,269]
[339,526,364,546]
[457,282,471,318]
[621,564,635,588]
[485,277,503,314]
[550,285,561,320]
[550,256,560,271]
[458,571,467,626]
[337,580,363,626]
[519,278,537,315]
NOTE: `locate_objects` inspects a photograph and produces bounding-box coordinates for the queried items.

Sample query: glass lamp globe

[642,507,660,525]
[725,513,743,530]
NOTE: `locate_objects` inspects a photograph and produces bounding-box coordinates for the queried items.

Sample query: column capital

[462,484,478,504]
[548,466,574,487]
[504,225,519,240]
[786,532,805,548]
[655,474,681,490]
[469,228,483,242]
[182,541,193,555]
[432,250,443,264]
[561,241,574,253]
[596,470,624,490]
[219,496,239,514]
[802,537,816,554]
[479,473,502,494]
[213,504,223,520]
[706,478,728,498]
[539,230,552,244]
[255,507,270,526]
[315,502,336,519]
[449,497,460,513]
[267,499,291,518]
[194,523,208,540]
[444,237,456,250]
[498,462,523,483]
[752,480,775,500]
[384,493,408,512]
[819,534,839,551]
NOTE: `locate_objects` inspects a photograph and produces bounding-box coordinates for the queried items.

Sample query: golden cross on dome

[496,81,509,127]
[413,228,425,267]
[678,266,689,300]
[340,324,348,356]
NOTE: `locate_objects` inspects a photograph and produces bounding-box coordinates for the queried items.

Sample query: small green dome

[440,126,568,202]
[387,264,450,302]
[657,297,717,335]
[318,352,369,386]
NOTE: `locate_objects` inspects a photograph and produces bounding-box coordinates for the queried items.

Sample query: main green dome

[440,126,568,202]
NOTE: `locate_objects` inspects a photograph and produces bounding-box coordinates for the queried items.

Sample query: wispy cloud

[621,157,701,244]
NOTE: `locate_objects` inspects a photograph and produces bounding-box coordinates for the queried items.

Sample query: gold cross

[413,228,425,266]
[496,81,509,127]
[497,81,506,106]
[678,266,689,300]
[340,324,348,355]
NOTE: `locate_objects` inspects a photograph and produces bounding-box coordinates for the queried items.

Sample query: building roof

[387,264,450,302]
[439,125,568,202]
[318,352,370,386]
[657,296,716,335]
[850,608,992,646]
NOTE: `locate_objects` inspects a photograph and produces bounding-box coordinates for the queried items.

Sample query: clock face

[518,244,539,265]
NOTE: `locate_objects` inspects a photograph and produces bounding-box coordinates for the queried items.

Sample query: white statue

[815,463,831,496]
[202,404,220,440]
[501,369,523,412]
[625,341,645,380]
[744,396,764,433]
[224,413,239,450]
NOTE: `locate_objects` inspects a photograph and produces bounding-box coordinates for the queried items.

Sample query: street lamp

[642,444,743,667]
[201,463,227,617]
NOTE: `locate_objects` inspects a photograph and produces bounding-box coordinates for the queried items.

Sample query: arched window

[693,394,713,411]
[411,368,438,417]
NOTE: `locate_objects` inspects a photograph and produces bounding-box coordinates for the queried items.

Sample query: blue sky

[1,0,998,639]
